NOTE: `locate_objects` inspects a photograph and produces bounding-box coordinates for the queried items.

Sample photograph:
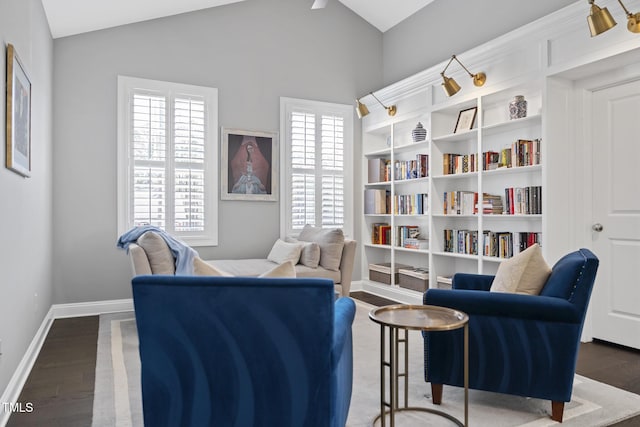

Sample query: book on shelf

[483,231,542,258]
[483,139,542,170]
[402,238,429,250]
[478,193,504,214]
[368,158,389,183]
[443,153,478,175]
[365,189,390,214]
[444,229,479,255]
[395,225,421,247]
[417,154,429,178]
[393,154,429,180]
[504,185,542,214]
[443,191,478,215]
[371,223,391,245]
[394,193,428,215]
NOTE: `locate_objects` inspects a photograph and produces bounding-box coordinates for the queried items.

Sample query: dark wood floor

[7,292,640,426]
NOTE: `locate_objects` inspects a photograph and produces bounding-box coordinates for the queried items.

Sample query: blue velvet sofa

[132,275,356,427]
[422,248,599,422]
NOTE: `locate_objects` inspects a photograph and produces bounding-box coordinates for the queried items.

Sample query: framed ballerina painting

[221,128,278,201]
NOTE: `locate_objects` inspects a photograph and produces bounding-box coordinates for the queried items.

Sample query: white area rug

[92,301,640,426]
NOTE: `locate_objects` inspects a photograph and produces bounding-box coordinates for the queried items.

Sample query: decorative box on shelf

[368,262,412,285]
[436,275,453,289]
[398,267,429,292]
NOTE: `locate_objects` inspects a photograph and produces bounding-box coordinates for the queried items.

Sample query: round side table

[369,304,469,427]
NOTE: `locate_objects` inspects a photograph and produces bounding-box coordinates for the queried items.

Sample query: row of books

[444,228,542,257]
[484,139,542,170]
[365,190,429,215]
[443,153,479,175]
[367,154,429,183]
[505,186,542,215]
[443,189,540,215]
[371,223,426,248]
[364,189,390,214]
[483,231,542,258]
[443,191,503,215]
[394,193,428,215]
[443,229,479,255]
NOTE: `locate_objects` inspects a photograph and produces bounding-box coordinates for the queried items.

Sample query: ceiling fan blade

[311,0,329,9]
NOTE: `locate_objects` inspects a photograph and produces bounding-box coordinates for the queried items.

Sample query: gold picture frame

[5,43,32,177]
[454,106,477,134]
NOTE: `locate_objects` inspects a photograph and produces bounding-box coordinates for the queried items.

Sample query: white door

[590,80,640,349]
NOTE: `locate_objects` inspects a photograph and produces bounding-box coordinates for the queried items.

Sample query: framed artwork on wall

[453,106,477,134]
[221,128,278,201]
[5,43,32,177]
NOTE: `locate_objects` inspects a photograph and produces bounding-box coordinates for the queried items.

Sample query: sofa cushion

[298,225,345,272]
[207,259,280,277]
[286,237,321,268]
[193,257,233,276]
[137,231,175,274]
[267,239,303,265]
[259,261,297,278]
[490,244,551,295]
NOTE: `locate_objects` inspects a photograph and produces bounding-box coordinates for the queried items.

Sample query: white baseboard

[51,298,134,319]
[0,306,54,427]
[360,280,423,305]
[0,298,134,427]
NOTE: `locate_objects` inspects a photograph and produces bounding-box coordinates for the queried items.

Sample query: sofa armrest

[338,240,357,296]
[424,288,582,324]
[331,297,356,427]
[129,243,152,276]
[452,273,494,291]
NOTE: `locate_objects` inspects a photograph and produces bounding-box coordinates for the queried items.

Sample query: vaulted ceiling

[41,0,434,38]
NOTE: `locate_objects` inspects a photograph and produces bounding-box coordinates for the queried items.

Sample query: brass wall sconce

[356,92,397,118]
[440,55,486,97]
[587,0,640,37]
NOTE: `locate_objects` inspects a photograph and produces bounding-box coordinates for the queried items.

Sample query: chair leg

[431,383,443,405]
[551,401,564,422]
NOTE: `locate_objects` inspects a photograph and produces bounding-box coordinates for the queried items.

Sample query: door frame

[546,53,640,342]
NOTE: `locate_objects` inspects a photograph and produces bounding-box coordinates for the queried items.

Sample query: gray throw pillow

[298,225,345,271]
[285,237,321,268]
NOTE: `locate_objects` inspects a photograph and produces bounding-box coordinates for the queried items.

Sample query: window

[117,76,218,246]
[280,98,353,237]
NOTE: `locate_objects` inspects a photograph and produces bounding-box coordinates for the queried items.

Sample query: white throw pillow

[193,257,233,276]
[490,244,551,295]
[259,261,297,278]
[136,231,175,274]
[285,237,321,268]
[298,225,345,272]
[267,239,303,265]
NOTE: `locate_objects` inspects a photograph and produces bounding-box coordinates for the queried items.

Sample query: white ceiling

[41,0,435,39]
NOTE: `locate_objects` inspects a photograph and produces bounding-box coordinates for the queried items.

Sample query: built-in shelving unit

[360,83,543,303]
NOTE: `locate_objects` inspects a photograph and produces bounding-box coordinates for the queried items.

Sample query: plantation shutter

[174,96,206,232]
[132,93,167,229]
[131,92,206,233]
[290,111,345,231]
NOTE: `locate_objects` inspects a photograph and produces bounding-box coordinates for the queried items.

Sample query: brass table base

[373,407,464,427]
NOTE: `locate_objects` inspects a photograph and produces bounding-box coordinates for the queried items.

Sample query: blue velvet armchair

[423,248,599,422]
[132,275,356,427]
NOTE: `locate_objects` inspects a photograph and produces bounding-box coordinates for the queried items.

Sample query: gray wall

[52,0,383,304]
[0,0,53,395]
[382,0,576,85]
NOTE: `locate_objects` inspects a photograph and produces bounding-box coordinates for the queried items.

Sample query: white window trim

[279,97,354,238]
[117,75,219,246]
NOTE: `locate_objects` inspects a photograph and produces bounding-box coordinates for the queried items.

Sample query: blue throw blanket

[117,225,197,275]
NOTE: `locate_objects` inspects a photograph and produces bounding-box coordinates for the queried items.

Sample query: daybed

[126,225,357,297]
